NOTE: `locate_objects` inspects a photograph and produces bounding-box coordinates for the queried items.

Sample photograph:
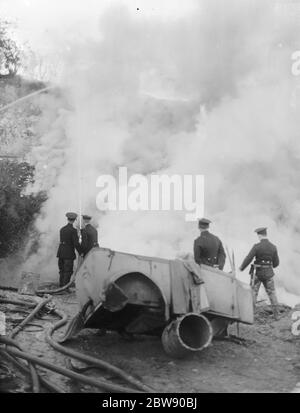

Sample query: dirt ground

[0,288,299,393]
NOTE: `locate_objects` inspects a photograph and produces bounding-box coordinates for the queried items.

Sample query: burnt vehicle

[64,247,254,358]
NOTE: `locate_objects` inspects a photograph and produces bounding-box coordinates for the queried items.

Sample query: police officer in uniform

[239,227,279,318]
[194,218,226,270]
[80,215,99,257]
[57,212,82,287]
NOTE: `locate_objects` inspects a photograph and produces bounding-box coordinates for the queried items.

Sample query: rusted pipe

[162,313,213,358]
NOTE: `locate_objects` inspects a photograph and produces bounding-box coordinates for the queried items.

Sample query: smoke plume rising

[23,0,300,305]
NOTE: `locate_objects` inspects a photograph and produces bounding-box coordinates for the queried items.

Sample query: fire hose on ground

[10,296,52,339]
[45,307,153,392]
[36,274,76,295]
[0,297,37,308]
[0,336,63,393]
[0,297,51,393]
[0,296,154,393]
[36,255,84,296]
[0,337,142,393]
[0,297,141,393]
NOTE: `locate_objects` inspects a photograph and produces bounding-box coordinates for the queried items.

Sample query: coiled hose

[46,307,154,392]
[35,280,154,392]
[0,336,139,393]
[0,295,153,393]
[0,295,55,393]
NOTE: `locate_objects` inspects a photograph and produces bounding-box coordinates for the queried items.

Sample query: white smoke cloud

[21,0,300,305]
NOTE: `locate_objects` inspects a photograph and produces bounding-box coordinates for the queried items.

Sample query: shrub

[0,159,46,258]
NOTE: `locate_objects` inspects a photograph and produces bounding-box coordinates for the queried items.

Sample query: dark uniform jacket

[81,224,99,256]
[56,223,82,260]
[240,239,279,279]
[194,230,226,270]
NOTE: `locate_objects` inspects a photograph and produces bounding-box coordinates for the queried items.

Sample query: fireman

[80,215,99,257]
[239,227,280,319]
[193,218,226,270]
[56,212,82,287]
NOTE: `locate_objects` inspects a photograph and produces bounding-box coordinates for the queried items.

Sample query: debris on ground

[0,288,299,393]
[254,303,292,324]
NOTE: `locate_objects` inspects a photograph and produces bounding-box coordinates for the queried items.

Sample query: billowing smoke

[23,0,300,305]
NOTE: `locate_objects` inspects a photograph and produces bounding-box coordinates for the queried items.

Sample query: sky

[1,0,198,52]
